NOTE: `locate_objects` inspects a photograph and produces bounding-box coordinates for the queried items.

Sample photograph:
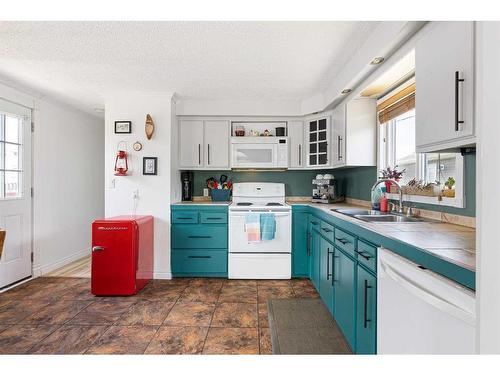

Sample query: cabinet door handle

[198,144,201,165]
[335,237,350,245]
[188,255,211,259]
[298,144,302,166]
[338,136,342,161]
[188,235,212,239]
[207,144,210,165]
[455,70,465,132]
[364,279,373,328]
[205,217,222,220]
[311,221,319,226]
[355,250,373,261]
[321,227,332,233]
[307,233,311,256]
[326,248,333,280]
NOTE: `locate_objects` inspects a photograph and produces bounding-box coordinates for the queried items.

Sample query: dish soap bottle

[380,187,389,212]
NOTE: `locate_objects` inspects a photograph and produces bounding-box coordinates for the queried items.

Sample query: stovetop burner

[265,203,283,206]
[236,202,253,206]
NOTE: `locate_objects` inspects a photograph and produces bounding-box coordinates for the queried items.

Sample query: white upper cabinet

[305,115,330,168]
[179,119,230,169]
[204,120,230,169]
[288,120,304,168]
[330,98,377,168]
[179,120,204,168]
[415,21,475,153]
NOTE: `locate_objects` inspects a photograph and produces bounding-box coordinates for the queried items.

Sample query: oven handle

[230,212,290,217]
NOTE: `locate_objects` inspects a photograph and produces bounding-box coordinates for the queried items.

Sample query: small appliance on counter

[91,215,154,296]
[312,174,343,204]
[181,171,193,201]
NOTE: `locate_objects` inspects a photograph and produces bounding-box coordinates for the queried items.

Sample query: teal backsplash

[191,153,475,217]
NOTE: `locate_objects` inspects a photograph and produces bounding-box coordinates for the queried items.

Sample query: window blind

[377,83,415,124]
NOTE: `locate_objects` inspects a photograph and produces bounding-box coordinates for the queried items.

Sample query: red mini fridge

[91,215,154,296]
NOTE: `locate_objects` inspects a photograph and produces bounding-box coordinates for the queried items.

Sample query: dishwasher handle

[379,255,475,326]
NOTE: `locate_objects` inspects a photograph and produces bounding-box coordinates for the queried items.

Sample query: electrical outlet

[133,189,139,199]
[109,178,116,189]
[203,188,209,197]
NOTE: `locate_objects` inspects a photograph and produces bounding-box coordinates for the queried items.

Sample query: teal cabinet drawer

[200,211,227,224]
[172,225,227,249]
[356,240,377,272]
[319,220,334,242]
[172,211,199,224]
[334,228,356,257]
[171,249,227,276]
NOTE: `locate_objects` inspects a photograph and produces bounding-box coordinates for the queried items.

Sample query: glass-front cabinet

[307,115,330,167]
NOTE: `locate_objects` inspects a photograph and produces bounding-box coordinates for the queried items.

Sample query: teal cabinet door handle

[355,250,373,260]
[335,237,350,244]
[188,255,212,259]
[188,235,212,239]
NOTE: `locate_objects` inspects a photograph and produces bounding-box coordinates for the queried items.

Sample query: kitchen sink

[354,214,423,223]
[332,208,428,223]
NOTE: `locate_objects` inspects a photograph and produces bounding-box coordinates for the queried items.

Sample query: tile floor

[0,277,319,354]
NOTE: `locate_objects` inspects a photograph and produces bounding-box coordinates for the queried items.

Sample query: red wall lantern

[114,142,129,176]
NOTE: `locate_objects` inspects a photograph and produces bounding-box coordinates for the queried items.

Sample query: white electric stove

[228,182,292,279]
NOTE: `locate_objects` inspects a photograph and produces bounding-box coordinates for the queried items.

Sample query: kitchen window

[0,112,23,199]
[378,81,465,208]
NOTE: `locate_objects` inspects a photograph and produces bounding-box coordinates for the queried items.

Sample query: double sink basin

[332,208,429,223]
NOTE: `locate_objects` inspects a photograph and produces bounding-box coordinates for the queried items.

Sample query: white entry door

[0,99,32,288]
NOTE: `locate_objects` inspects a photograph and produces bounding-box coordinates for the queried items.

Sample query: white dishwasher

[377,247,476,354]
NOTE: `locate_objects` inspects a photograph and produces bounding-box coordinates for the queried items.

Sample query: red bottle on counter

[380,187,389,212]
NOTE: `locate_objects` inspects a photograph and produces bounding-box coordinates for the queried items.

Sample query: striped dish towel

[244,213,260,242]
[260,213,276,241]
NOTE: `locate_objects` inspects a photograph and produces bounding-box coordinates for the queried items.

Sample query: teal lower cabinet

[356,265,377,354]
[171,205,228,277]
[332,247,356,350]
[319,237,334,314]
[292,208,310,277]
[310,229,321,290]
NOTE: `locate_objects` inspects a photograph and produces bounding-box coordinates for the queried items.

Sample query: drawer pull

[321,227,333,233]
[188,235,212,239]
[177,217,194,220]
[335,237,350,245]
[355,250,373,261]
[311,221,319,226]
[205,217,222,220]
[188,255,212,259]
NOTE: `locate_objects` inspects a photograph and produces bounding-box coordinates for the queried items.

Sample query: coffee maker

[312,178,342,204]
[181,171,194,201]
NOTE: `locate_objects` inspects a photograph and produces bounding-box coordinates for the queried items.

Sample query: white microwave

[231,137,289,169]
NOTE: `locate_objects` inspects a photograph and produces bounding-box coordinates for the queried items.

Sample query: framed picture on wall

[114,121,132,134]
[143,157,158,175]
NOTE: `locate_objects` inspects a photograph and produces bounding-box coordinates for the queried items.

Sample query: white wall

[476,21,500,354]
[32,99,104,275]
[105,92,174,279]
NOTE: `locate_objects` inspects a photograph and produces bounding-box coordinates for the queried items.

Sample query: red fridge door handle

[92,246,104,252]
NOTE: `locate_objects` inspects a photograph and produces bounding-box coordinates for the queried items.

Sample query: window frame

[0,112,24,200]
[377,89,465,209]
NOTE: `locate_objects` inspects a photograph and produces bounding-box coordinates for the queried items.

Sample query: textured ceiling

[0,21,379,114]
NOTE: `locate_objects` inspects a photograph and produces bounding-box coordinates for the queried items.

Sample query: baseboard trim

[33,247,91,277]
[153,271,173,280]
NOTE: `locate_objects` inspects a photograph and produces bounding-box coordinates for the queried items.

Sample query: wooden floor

[0,276,319,354]
[46,256,91,278]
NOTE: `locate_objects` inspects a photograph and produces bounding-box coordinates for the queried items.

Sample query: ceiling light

[341,89,352,95]
[94,108,105,113]
[370,57,385,65]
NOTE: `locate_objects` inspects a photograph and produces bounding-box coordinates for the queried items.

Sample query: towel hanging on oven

[244,213,261,243]
[260,213,276,241]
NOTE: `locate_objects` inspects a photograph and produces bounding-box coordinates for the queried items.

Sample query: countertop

[292,202,476,272]
[171,201,231,206]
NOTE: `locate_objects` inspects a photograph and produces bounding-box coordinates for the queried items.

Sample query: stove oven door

[228,210,291,253]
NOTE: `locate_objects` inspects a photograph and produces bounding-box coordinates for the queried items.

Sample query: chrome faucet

[371,179,404,214]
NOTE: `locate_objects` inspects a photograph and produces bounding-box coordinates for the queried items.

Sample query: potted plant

[443,177,456,198]
[379,166,406,193]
